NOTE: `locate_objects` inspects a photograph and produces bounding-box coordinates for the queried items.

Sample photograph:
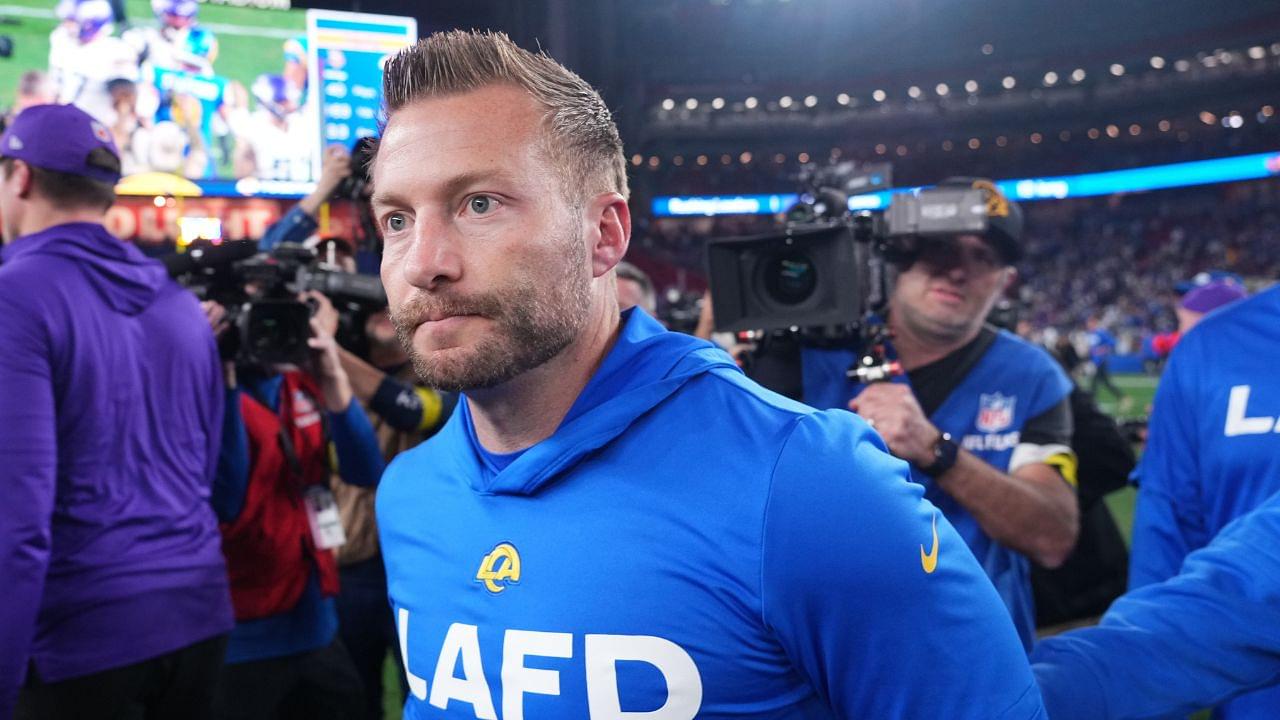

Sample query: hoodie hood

[449,308,739,496]
[2,222,167,315]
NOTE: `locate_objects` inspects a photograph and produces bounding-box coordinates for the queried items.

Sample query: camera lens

[761,251,817,306]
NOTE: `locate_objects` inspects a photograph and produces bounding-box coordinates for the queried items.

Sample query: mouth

[417,313,483,333]
[928,286,966,305]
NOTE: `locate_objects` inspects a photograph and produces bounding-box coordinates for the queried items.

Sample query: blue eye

[387,214,406,232]
[469,195,497,214]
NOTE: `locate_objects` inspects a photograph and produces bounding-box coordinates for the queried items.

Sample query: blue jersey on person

[377,309,1046,719]
[153,67,228,177]
[1129,284,1280,718]
[1032,488,1280,720]
[1088,327,1116,365]
[801,329,1074,651]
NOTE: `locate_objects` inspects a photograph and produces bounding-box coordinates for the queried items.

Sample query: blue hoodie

[378,309,1046,719]
[0,223,232,715]
[1128,285,1280,718]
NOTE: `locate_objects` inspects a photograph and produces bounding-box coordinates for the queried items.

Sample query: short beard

[389,224,592,393]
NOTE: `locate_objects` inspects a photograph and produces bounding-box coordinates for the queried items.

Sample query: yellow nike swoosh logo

[920,513,939,574]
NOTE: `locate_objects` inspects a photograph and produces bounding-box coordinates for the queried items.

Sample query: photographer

[758,179,1079,651]
[305,236,455,719]
[206,288,384,720]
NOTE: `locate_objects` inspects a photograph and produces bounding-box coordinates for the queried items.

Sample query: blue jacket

[1032,489,1280,719]
[1129,285,1280,718]
[378,309,1046,719]
[0,223,232,715]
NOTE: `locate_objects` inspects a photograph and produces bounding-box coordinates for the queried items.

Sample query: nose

[400,220,463,292]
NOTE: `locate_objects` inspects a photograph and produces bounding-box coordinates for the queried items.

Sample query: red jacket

[220,371,340,621]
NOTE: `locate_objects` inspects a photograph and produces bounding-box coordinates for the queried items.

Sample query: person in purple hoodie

[0,104,233,720]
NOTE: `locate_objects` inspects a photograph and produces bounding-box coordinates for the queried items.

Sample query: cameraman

[206,289,384,720]
[259,144,352,252]
[791,179,1079,651]
[307,238,457,720]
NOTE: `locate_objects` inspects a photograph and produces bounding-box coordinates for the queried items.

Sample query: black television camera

[706,165,1008,383]
[166,240,387,366]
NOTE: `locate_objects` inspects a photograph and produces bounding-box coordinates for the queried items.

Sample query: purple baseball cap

[1180,279,1247,314]
[0,104,122,184]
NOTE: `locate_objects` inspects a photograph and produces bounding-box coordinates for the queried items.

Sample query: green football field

[0,0,307,103]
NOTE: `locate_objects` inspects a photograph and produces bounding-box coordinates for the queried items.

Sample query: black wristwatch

[919,431,958,478]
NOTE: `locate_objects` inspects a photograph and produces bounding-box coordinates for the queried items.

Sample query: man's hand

[316,145,353,197]
[201,300,230,337]
[849,382,940,466]
[303,291,353,412]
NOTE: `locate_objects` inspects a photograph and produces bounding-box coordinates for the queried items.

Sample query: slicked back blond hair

[380,30,629,202]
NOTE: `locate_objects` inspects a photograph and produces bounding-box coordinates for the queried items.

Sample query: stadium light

[672,155,684,166]
[661,98,675,110]
[696,155,708,166]
[797,152,810,163]
[873,89,887,102]
[935,83,949,96]
[875,143,887,155]
[968,138,980,149]
[907,86,922,99]
[1043,71,1058,86]
[739,152,752,163]
[803,95,818,107]
[1129,124,1141,136]
[1248,46,1266,60]
[981,43,994,55]
[965,80,979,93]
[1150,56,1166,69]
[779,95,794,108]
[836,93,851,105]
[1158,120,1171,131]
[744,96,758,109]
[711,97,725,109]
[1174,59,1191,72]
[942,140,954,151]
[1200,111,1217,125]
[1110,63,1125,76]
[996,136,1008,147]
[631,154,643,166]
[1002,76,1016,89]
[1106,124,1120,138]
[1070,68,1086,83]
[685,98,698,110]
[1030,133,1043,144]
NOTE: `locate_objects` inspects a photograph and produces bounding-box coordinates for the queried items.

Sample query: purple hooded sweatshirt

[0,222,233,714]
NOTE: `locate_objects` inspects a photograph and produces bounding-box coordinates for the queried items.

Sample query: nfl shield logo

[976,393,1016,432]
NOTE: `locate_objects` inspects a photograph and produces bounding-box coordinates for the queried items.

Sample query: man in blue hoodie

[0,105,232,719]
[372,31,1046,718]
